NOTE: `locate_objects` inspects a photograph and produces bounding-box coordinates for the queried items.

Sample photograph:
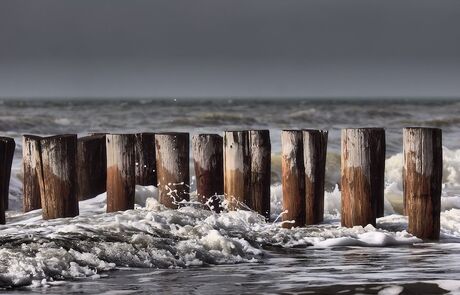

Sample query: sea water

[1,98,460,294]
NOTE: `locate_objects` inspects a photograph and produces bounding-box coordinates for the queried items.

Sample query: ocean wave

[0,187,430,289]
[169,112,260,127]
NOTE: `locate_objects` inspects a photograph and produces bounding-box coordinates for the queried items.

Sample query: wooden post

[36,134,79,219]
[192,134,223,212]
[303,129,328,225]
[155,133,190,209]
[0,137,15,223]
[249,130,271,220]
[281,130,305,228]
[341,128,385,227]
[134,133,157,186]
[403,127,442,240]
[106,134,135,212]
[23,135,42,212]
[76,134,107,200]
[223,131,250,211]
[0,137,15,212]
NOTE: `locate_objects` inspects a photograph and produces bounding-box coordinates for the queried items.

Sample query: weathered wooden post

[249,130,271,220]
[192,134,223,212]
[281,130,305,228]
[106,134,135,212]
[134,133,157,186]
[0,137,15,223]
[223,131,250,210]
[155,133,190,209]
[341,128,385,227]
[403,127,442,240]
[303,129,328,225]
[23,135,42,212]
[77,134,107,200]
[36,134,79,219]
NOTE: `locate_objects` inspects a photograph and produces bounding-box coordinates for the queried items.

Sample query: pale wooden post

[192,134,223,212]
[36,134,79,219]
[155,133,190,209]
[223,131,250,210]
[403,127,442,240]
[281,130,305,228]
[341,128,385,227]
[106,134,135,212]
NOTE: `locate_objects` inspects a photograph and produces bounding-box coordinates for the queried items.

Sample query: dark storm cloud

[1,0,460,97]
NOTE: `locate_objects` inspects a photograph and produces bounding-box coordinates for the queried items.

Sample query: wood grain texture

[249,130,271,220]
[0,137,15,223]
[403,127,442,240]
[22,135,42,212]
[106,134,135,212]
[77,134,107,200]
[192,134,223,212]
[341,128,385,227]
[223,131,250,211]
[134,133,157,186]
[281,130,305,228]
[36,134,79,219]
[303,129,328,225]
[155,133,190,209]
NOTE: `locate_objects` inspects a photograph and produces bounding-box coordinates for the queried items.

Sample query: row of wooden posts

[0,127,442,239]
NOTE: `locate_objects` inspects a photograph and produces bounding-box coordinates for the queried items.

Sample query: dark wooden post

[223,131,250,211]
[303,129,328,225]
[403,127,442,240]
[106,134,135,212]
[281,130,305,228]
[192,134,223,212]
[0,137,15,223]
[341,128,385,227]
[77,134,107,200]
[155,133,190,209]
[22,135,42,212]
[249,130,271,220]
[36,134,79,219]
[134,133,157,186]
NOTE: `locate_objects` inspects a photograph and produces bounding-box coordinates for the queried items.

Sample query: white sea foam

[432,280,460,294]
[1,182,446,289]
[377,285,404,295]
[3,143,460,288]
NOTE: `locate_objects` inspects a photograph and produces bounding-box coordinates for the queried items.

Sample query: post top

[41,134,77,140]
[302,128,328,133]
[0,136,15,141]
[248,129,270,133]
[105,133,135,137]
[155,131,189,135]
[23,134,43,140]
[135,132,155,136]
[192,133,221,138]
[223,130,249,133]
[403,126,442,132]
[78,134,106,141]
[281,129,303,133]
[342,127,385,131]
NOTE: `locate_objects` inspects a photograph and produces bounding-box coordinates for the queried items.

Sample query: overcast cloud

[1,0,460,98]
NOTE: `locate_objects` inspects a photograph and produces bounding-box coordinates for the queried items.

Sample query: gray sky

[1,0,460,98]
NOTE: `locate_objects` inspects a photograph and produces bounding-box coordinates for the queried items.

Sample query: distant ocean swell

[1,99,460,289]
